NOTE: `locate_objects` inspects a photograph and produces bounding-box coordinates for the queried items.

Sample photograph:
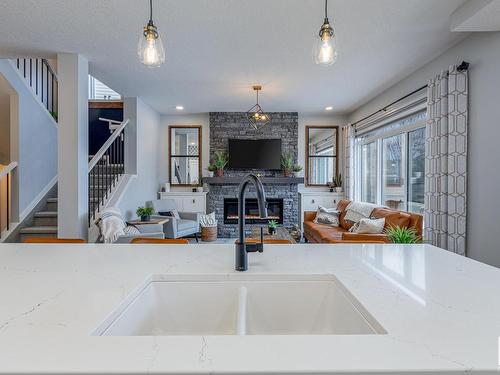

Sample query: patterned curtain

[342,125,355,200]
[424,65,468,256]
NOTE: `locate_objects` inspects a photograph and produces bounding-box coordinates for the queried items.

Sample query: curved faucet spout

[235,174,268,271]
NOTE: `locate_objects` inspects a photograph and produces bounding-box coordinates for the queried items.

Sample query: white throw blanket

[344,202,379,223]
[99,207,126,243]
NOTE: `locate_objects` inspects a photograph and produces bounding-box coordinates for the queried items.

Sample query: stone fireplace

[205,112,301,238]
[224,198,284,225]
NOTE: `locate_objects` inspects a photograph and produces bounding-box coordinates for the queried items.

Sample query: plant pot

[335,187,342,193]
[283,169,292,178]
[268,227,276,235]
[215,169,224,177]
[141,215,151,222]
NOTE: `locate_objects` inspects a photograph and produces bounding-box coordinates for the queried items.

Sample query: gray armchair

[150,199,200,241]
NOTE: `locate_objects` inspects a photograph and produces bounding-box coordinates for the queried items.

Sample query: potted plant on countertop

[136,206,154,222]
[208,150,229,177]
[333,174,342,193]
[281,152,302,177]
[267,219,278,235]
[385,226,421,244]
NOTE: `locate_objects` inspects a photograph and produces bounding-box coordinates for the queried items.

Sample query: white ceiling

[0,0,468,115]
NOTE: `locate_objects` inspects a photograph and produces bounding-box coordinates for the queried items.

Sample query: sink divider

[237,286,248,336]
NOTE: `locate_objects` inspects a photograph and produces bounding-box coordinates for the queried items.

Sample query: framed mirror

[169,126,202,186]
[305,126,339,186]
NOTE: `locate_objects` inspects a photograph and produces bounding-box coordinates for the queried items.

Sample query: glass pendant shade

[138,26,165,67]
[313,0,338,67]
[313,30,338,66]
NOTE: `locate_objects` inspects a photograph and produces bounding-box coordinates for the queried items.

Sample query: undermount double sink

[93,274,386,336]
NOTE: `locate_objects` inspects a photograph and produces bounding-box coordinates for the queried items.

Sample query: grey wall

[348,32,500,267]
[0,59,57,220]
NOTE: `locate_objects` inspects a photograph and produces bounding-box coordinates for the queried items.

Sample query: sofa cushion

[349,217,386,234]
[337,199,355,231]
[313,206,340,227]
[372,208,411,230]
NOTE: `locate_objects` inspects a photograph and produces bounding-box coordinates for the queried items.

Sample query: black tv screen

[228,139,282,170]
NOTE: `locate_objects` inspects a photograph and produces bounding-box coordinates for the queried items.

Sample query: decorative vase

[335,187,342,193]
[268,227,276,235]
[208,171,214,178]
[215,169,224,177]
[141,215,151,222]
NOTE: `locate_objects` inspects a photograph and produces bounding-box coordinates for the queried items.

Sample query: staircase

[19,198,58,241]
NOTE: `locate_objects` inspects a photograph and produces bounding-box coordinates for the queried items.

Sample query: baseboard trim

[20,176,57,221]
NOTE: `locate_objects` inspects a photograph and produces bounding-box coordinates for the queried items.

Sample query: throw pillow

[349,217,386,234]
[158,210,180,219]
[123,225,141,235]
[313,206,340,227]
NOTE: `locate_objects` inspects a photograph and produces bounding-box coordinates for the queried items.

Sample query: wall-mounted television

[228,139,282,170]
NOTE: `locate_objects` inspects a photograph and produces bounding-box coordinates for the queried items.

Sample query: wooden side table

[249,226,296,244]
[127,218,170,226]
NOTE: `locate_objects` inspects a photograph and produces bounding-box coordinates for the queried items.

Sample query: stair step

[46,197,58,211]
[20,226,58,234]
[47,198,58,203]
[34,211,58,226]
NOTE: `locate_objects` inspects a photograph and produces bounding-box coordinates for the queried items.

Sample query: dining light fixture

[246,86,271,131]
[138,0,165,67]
[313,0,338,66]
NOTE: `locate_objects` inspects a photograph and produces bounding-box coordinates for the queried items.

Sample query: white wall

[118,97,161,219]
[0,87,9,164]
[348,32,500,267]
[0,59,57,220]
[158,114,209,191]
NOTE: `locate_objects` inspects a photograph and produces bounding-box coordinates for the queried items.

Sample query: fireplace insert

[224,198,284,224]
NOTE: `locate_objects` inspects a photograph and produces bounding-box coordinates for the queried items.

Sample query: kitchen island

[0,243,498,374]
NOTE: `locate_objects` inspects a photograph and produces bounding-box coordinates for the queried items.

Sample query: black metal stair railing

[88,119,129,226]
[14,58,58,121]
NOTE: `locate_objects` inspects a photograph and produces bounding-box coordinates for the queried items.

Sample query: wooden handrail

[88,119,129,172]
[0,162,18,179]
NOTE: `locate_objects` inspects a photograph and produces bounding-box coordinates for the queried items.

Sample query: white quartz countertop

[0,243,499,374]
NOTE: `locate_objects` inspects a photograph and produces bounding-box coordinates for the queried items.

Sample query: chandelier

[246,85,271,130]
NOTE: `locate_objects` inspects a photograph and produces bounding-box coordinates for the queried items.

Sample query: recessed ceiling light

[176,106,184,110]
[325,106,333,111]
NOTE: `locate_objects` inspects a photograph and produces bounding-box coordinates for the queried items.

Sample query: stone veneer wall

[208,112,299,238]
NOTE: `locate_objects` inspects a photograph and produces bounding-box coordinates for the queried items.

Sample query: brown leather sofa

[303,199,423,244]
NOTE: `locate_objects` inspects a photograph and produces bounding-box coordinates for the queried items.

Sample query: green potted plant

[385,226,421,244]
[281,152,302,177]
[136,206,154,222]
[267,219,278,235]
[333,174,342,193]
[208,150,229,177]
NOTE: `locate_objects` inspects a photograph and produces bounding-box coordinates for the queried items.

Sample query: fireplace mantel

[203,176,304,185]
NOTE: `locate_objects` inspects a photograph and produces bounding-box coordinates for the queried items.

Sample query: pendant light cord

[149,0,153,22]
[324,0,328,19]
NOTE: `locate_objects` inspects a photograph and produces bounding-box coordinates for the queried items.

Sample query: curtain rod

[351,61,469,128]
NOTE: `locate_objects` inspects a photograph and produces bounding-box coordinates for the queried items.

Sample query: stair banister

[88,119,129,172]
[88,119,129,226]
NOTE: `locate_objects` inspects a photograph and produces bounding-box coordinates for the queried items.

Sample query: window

[169,126,202,186]
[356,111,426,213]
[88,75,121,100]
[305,126,338,186]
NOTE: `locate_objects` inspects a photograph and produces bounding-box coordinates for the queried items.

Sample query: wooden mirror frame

[305,125,339,187]
[168,125,202,187]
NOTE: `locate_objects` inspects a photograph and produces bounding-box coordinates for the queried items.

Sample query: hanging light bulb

[313,0,338,66]
[138,0,165,67]
[246,86,271,131]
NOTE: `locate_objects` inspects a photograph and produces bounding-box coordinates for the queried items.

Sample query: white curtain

[342,125,355,200]
[424,65,468,256]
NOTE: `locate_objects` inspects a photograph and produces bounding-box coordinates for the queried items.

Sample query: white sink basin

[93,274,386,336]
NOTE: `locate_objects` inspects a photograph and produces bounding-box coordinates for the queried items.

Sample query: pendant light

[138,0,165,67]
[246,86,271,131]
[313,0,338,66]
